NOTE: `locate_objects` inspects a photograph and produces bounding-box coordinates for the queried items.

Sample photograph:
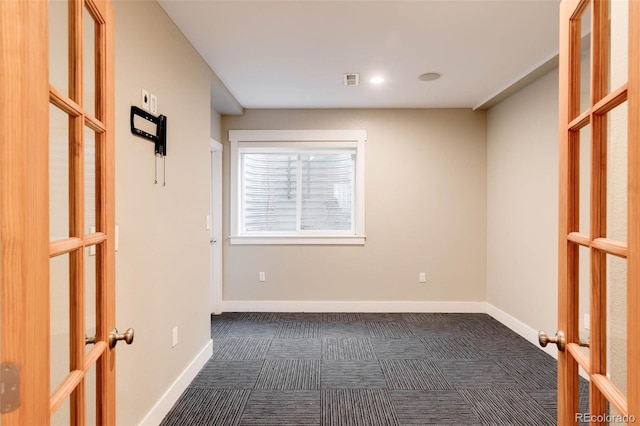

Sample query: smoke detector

[343,73,360,86]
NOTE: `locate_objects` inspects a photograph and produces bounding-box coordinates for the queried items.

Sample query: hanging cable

[154,153,158,184]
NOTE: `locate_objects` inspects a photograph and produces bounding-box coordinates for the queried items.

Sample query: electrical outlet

[419,272,426,283]
[259,272,266,282]
[141,89,150,111]
[172,326,178,347]
[150,93,158,114]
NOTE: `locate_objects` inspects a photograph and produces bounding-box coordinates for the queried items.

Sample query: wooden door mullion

[590,108,608,424]
[589,0,609,407]
[589,116,608,422]
[69,123,86,426]
[588,2,611,423]
[93,1,116,424]
[69,0,86,424]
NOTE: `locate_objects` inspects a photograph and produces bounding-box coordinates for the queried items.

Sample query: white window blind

[300,153,354,231]
[230,130,366,245]
[242,153,298,232]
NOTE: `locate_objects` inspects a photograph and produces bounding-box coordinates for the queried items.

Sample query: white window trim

[229,129,366,245]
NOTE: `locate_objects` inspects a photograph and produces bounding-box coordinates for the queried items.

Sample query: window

[230,130,366,244]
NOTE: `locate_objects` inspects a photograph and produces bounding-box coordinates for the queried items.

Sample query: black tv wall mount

[130,106,167,156]
[130,106,168,185]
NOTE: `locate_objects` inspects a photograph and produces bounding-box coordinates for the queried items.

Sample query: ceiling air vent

[343,73,360,86]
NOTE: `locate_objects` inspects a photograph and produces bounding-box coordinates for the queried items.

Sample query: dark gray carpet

[161,313,589,425]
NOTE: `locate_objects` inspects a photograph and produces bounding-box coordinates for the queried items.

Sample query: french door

[0,0,120,424]
[547,0,639,424]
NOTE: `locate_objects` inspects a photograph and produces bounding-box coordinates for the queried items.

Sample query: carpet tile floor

[161,313,589,426]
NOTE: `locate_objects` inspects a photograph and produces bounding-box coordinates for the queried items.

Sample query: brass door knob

[108,328,134,349]
[538,330,566,351]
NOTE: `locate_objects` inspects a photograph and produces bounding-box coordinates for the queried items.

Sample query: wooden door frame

[558,0,639,424]
[557,2,578,424]
[0,1,51,423]
[627,0,640,420]
[0,0,116,424]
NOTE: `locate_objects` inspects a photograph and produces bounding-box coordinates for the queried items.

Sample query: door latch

[0,362,20,413]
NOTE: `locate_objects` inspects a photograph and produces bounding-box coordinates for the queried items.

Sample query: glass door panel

[50,253,71,393]
[50,104,71,241]
[49,0,69,96]
[578,244,591,360]
[606,254,627,399]
[608,0,628,94]
[85,363,97,426]
[83,5,96,117]
[85,246,97,354]
[578,379,591,425]
[84,126,97,234]
[606,101,628,243]
[579,2,592,116]
[51,397,71,426]
[578,124,592,235]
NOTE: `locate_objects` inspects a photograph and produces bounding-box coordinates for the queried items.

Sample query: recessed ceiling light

[418,72,442,82]
[370,76,385,84]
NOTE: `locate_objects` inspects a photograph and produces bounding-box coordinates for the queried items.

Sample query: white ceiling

[158,0,561,110]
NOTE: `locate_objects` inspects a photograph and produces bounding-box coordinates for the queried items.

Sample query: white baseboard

[221,300,486,313]
[138,339,213,426]
[486,303,558,359]
[488,303,590,379]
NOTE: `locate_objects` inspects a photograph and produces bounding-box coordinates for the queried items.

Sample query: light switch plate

[150,93,158,114]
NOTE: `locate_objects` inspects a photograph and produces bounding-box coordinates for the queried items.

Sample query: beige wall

[486,68,559,333]
[113,1,216,424]
[221,109,487,303]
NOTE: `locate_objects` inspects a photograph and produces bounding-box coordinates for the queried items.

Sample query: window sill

[229,235,366,245]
